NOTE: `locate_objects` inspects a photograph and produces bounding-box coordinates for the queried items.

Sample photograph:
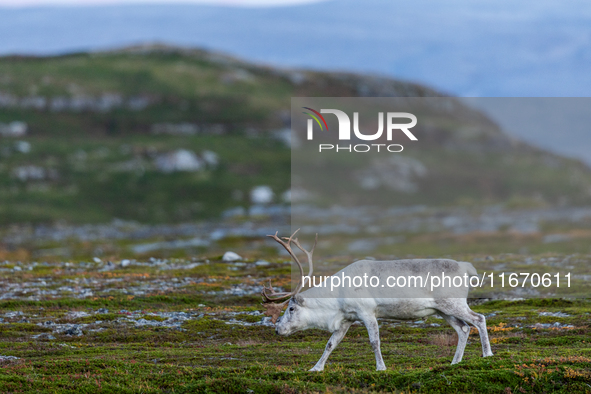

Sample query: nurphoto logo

[302,107,418,153]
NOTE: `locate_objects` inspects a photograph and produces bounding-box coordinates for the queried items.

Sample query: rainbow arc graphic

[302,107,329,131]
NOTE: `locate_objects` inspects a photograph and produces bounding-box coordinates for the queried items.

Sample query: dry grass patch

[236,339,264,346]
[491,332,526,344]
[429,332,458,347]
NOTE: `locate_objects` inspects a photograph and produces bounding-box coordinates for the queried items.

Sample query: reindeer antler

[261,229,317,303]
[292,233,317,279]
[261,299,289,324]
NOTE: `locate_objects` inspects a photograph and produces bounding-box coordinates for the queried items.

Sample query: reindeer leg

[310,321,352,371]
[436,299,493,359]
[448,304,493,358]
[439,313,470,364]
[440,300,493,357]
[362,316,387,371]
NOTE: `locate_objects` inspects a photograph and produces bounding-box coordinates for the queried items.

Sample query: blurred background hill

[1,1,591,262]
[2,46,591,226]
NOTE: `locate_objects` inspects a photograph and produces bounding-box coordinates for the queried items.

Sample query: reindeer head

[274,294,312,335]
[261,229,317,333]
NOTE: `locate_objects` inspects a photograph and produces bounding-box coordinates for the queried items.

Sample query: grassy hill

[0,44,590,225]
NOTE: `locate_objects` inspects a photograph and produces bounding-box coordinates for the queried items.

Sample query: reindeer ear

[293,295,306,306]
[262,302,287,324]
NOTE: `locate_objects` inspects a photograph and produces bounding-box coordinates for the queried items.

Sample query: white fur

[274,258,493,371]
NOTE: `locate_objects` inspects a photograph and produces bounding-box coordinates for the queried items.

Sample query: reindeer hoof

[309,366,324,372]
[376,366,387,371]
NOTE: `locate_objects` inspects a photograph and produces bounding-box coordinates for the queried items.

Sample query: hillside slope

[0,44,590,224]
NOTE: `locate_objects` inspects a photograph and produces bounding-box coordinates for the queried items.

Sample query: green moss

[2,250,591,393]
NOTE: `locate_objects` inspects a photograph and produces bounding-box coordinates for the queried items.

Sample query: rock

[99,261,115,271]
[154,149,203,173]
[286,71,306,85]
[222,252,242,262]
[11,165,50,181]
[121,259,131,267]
[202,150,219,166]
[255,260,270,266]
[14,141,31,153]
[281,189,291,203]
[33,333,56,340]
[134,318,157,327]
[133,311,192,329]
[248,205,289,217]
[95,308,109,314]
[250,186,274,204]
[63,325,84,336]
[0,355,20,362]
[531,322,574,329]
[130,237,210,254]
[13,266,22,271]
[273,128,300,148]
[66,311,90,319]
[210,229,226,240]
[93,257,102,263]
[539,312,570,317]
[0,121,27,137]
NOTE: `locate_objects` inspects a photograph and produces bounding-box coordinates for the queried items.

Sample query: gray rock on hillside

[0,355,20,362]
[154,149,203,173]
[222,252,242,262]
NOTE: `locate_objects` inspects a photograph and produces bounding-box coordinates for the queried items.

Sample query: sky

[2,0,590,97]
[0,0,315,6]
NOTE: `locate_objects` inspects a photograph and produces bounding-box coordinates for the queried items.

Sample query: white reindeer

[262,230,493,371]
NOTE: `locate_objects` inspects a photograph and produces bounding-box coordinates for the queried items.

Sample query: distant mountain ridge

[1,0,590,98]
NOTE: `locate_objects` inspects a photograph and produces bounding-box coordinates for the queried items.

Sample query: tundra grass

[1,254,591,393]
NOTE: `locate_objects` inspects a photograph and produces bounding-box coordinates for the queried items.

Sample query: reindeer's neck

[300,297,345,332]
